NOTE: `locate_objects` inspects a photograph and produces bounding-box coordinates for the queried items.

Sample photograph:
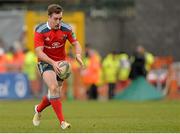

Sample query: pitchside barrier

[0,73,31,99]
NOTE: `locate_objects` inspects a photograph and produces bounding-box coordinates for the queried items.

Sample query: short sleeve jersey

[34,22,77,61]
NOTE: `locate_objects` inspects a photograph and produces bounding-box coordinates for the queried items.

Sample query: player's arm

[35,46,61,74]
[34,31,61,74]
[71,41,85,68]
[35,46,54,65]
[67,29,85,68]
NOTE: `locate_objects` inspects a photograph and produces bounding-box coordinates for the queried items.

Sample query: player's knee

[49,84,59,95]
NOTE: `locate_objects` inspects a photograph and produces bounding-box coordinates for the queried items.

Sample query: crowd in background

[78,44,155,100]
[0,35,154,99]
[2,37,175,100]
[0,38,40,96]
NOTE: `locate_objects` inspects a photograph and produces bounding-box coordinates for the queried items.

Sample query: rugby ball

[57,61,71,80]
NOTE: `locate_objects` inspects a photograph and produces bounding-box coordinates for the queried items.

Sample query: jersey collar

[47,22,62,30]
[47,22,51,30]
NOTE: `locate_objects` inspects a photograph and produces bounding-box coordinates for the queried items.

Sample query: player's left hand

[76,54,85,69]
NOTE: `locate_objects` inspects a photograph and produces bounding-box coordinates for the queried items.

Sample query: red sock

[50,99,64,124]
[37,96,51,112]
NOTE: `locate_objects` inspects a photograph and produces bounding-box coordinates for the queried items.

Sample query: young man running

[33,4,84,130]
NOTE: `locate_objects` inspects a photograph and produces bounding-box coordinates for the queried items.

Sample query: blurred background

[0,0,180,101]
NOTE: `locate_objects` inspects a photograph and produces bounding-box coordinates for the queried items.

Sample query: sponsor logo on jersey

[52,42,61,48]
[44,42,64,49]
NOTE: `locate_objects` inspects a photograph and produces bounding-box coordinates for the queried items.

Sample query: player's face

[49,12,63,30]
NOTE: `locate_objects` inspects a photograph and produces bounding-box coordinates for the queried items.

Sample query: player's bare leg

[43,70,71,129]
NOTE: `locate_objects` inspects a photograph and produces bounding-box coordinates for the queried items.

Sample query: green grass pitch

[0,99,180,133]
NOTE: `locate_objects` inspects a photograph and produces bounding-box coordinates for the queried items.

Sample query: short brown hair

[47,4,63,16]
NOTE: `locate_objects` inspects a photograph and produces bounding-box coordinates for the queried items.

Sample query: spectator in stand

[22,48,41,97]
[129,45,154,80]
[81,44,101,99]
[7,41,25,72]
[102,51,119,99]
[116,51,131,92]
[0,45,9,73]
[138,45,154,73]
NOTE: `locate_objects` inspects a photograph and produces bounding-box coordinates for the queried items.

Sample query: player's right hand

[52,61,62,75]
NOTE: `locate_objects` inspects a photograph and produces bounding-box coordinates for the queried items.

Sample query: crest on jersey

[60,34,67,40]
[45,37,50,41]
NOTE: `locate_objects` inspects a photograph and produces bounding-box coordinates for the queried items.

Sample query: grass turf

[0,99,179,133]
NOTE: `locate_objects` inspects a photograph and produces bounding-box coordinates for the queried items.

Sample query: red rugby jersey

[34,22,77,61]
